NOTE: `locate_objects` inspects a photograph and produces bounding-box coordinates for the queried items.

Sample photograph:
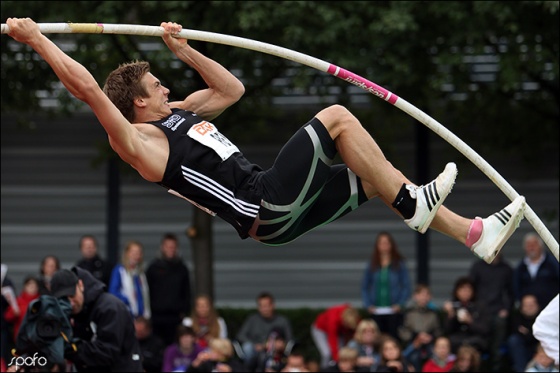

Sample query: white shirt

[533,293,559,364]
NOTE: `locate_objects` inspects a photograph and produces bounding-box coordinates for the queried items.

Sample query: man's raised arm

[6,18,141,157]
[161,22,245,121]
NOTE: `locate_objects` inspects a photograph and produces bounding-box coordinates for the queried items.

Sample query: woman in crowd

[182,294,227,348]
[361,231,412,340]
[109,240,151,319]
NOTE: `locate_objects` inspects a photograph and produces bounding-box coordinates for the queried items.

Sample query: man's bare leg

[316,105,457,233]
[315,104,526,263]
[315,105,404,201]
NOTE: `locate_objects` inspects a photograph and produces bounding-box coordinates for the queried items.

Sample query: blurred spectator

[507,294,541,372]
[361,231,411,340]
[162,325,204,372]
[443,276,492,354]
[38,255,60,295]
[306,359,321,372]
[468,252,513,372]
[135,316,165,373]
[524,343,559,372]
[450,345,481,372]
[399,283,443,371]
[146,232,192,346]
[108,240,151,319]
[3,276,40,342]
[182,294,227,348]
[421,336,456,372]
[513,233,559,309]
[532,294,559,367]
[236,291,293,368]
[311,303,360,369]
[322,346,369,372]
[75,234,112,287]
[50,266,143,371]
[281,351,310,372]
[347,319,381,371]
[375,335,414,372]
[186,337,246,372]
[254,328,290,372]
[1,263,17,364]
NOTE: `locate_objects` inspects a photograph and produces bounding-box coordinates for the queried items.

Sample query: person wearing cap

[50,266,143,372]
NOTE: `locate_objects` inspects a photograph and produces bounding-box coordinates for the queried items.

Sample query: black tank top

[146,109,263,238]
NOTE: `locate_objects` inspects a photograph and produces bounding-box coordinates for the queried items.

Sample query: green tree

[2,1,558,294]
[2,1,557,159]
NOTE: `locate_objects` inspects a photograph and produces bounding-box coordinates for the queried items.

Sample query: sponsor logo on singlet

[161,114,185,131]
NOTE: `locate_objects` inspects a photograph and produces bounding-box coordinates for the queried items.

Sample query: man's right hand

[6,17,43,45]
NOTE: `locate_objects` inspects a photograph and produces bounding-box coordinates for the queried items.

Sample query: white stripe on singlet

[181,166,260,218]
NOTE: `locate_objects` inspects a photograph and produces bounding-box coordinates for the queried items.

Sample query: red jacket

[4,291,40,341]
[313,304,356,362]
[421,357,456,372]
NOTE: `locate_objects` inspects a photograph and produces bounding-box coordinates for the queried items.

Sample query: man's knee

[317,104,352,121]
[315,104,360,136]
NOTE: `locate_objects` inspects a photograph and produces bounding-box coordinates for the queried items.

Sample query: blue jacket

[361,260,412,308]
[513,252,559,308]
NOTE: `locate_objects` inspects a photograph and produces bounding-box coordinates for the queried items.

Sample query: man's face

[160,238,178,259]
[80,237,97,259]
[134,320,150,340]
[257,297,274,319]
[521,295,540,316]
[524,236,543,260]
[67,281,85,314]
[413,288,431,307]
[140,73,171,118]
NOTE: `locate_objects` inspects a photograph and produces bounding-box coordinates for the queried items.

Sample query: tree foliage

[1,1,558,169]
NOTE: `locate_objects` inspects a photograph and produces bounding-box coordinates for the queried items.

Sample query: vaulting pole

[2,22,557,259]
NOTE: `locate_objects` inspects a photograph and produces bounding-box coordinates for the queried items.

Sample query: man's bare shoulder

[132,122,166,139]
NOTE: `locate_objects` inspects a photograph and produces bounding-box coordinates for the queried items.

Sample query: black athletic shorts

[248,117,369,245]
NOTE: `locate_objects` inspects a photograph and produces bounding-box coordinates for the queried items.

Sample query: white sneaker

[404,162,458,233]
[471,195,526,263]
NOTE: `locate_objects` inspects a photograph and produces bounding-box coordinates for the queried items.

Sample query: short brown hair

[103,60,151,122]
[338,346,358,361]
[341,307,360,330]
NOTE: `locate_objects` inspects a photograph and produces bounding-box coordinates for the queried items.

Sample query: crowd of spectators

[1,231,558,372]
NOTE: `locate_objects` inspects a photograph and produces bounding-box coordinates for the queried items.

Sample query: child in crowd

[3,276,40,341]
[187,337,246,372]
[255,328,290,372]
[422,336,456,372]
[162,325,204,372]
[449,345,481,372]
[322,346,368,372]
[281,351,310,372]
[376,335,414,372]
